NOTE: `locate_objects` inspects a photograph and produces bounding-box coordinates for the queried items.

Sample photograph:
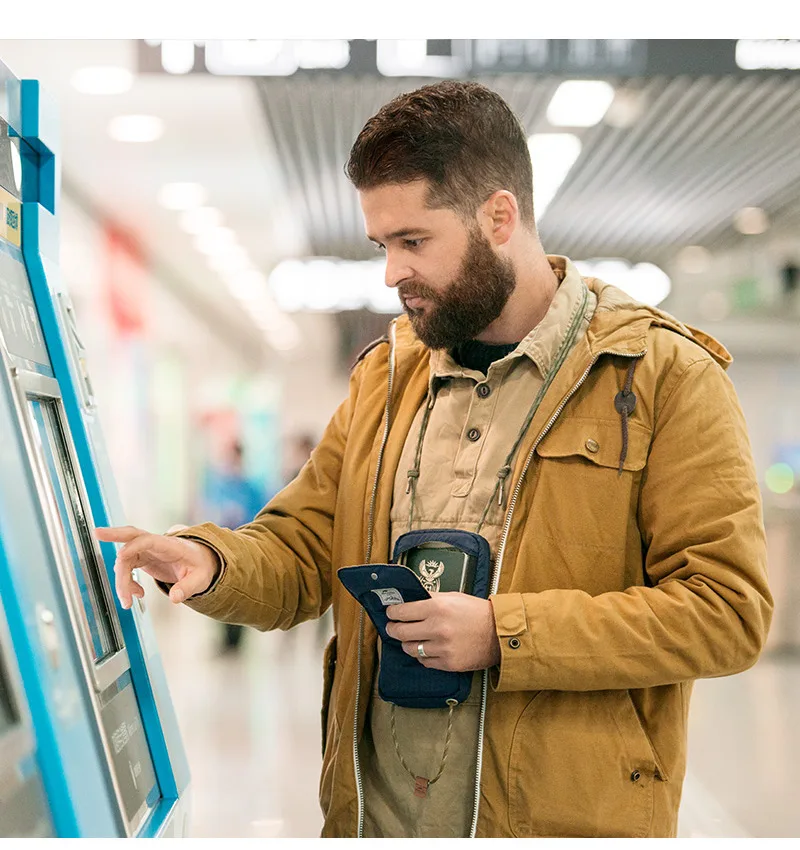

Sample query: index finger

[94,526,147,545]
[386,599,436,622]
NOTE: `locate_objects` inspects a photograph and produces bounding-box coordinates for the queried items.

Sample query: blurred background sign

[137,40,800,78]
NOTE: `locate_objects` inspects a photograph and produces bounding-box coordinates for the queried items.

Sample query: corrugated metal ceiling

[254,73,800,265]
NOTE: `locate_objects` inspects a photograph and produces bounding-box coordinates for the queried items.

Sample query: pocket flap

[535,417,650,472]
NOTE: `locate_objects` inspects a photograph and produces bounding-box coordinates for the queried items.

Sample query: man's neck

[475,249,560,344]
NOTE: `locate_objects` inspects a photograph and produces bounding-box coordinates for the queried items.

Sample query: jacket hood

[586,276,733,370]
[388,269,733,373]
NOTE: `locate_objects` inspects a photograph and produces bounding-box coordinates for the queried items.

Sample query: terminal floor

[148,587,800,839]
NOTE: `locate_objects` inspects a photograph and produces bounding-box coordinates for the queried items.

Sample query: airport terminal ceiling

[250,73,800,265]
[137,39,800,265]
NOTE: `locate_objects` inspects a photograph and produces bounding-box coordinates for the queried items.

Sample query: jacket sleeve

[491,356,774,692]
[165,360,366,631]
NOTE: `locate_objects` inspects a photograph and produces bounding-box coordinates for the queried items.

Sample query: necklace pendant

[413,776,429,798]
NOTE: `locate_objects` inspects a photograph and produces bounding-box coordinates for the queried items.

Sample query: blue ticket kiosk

[0,595,53,837]
[0,59,190,836]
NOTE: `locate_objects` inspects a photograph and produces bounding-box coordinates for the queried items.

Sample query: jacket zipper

[468,347,647,838]
[354,319,397,838]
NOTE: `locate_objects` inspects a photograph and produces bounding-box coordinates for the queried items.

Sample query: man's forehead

[359,181,453,238]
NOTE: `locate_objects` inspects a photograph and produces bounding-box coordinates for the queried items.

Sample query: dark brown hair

[346,80,535,229]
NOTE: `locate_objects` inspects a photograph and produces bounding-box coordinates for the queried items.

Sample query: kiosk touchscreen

[0,58,190,837]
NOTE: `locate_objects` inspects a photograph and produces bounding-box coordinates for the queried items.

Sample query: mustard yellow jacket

[177,275,772,838]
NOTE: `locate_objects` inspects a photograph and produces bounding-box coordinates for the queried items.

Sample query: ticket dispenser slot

[10,369,160,835]
[0,600,54,838]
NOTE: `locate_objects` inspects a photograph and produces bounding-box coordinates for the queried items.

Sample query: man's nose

[384,253,413,289]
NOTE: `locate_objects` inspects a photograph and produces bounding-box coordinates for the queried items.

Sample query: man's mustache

[398,282,439,302]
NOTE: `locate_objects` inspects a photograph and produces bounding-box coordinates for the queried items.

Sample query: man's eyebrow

[367,228,430,244]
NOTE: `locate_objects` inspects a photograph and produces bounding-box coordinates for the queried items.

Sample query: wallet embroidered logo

[418,559,445,593]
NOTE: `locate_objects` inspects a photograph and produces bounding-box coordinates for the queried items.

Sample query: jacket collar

[390,259,733,374]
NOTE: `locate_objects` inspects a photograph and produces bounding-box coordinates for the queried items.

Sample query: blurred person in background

[285,432,317,483]
[202,439,268,654]
[97,81,772,838]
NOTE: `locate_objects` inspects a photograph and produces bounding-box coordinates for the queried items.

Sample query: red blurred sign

[104,225,148,336]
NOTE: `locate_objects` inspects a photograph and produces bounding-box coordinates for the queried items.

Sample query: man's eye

[404,239,423,249]
[374,243,386,254]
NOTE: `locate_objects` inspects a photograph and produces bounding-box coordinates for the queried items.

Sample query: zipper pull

[497,466,511,506]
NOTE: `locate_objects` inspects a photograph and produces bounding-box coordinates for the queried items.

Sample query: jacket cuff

[490,593,533,692]
[154,525,237,617]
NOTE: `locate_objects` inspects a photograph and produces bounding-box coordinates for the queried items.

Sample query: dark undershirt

[450,339,520,375]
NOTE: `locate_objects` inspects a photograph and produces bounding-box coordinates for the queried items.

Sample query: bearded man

[97,81,772,838]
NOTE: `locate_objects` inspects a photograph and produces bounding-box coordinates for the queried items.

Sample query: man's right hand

[94,526,221,609]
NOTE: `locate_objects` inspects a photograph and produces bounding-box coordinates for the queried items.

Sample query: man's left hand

[385,592,501,672]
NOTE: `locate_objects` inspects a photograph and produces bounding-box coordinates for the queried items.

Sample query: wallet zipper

[354,318,397,838]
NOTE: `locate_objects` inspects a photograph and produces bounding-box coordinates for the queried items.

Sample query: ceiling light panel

[108,114,164,143]
[158,182,207,210]
[546,80,616,127]
[71,66,133,95]
[528,133,582,220]
[161,40,196,75]
[194,227,238,256]
[733,206,769,235]
[178,206,223,234]
[574,259,671,306]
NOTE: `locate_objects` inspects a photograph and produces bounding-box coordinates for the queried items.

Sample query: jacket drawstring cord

[614,360,639,475]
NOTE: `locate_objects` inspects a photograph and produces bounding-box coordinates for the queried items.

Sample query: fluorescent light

[227,270,267,302]
[296,40,350,70]
[194,227,237,256]
[376,40,468,77]
[528,133,582,220]
[604,89,646,129]
[162,40,196,74]
[178,206,223,235]
[733,207,769,235]
[268,257,402,313]
[206,245,252,274]
[158,182,207,210]
[574,259,671,307]
[205,40,297,76]
[108,115,163,143]
[736,40,800,70]
[546,81,616,127]
[676,245,712,275]
[71,66,133,95]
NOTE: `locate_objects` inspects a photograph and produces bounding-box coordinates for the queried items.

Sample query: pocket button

[630,770,642,782]
[508,637,521,649]
[586,439,600,453]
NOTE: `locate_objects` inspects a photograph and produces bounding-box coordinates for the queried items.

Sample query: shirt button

[586,439,600,453]
[509,638,521,649]
[467,428,481,442]
[476,383,492,399]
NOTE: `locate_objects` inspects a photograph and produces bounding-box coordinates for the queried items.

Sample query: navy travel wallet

[337,529,492,709]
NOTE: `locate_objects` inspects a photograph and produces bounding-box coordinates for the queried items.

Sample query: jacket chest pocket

[531,417,651,553]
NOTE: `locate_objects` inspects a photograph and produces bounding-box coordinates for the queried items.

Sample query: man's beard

[398,228,516,350]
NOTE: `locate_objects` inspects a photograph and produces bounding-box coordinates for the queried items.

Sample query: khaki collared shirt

[360,256,597,838]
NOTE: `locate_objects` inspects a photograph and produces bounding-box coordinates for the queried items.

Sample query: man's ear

[479,190,518,247]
